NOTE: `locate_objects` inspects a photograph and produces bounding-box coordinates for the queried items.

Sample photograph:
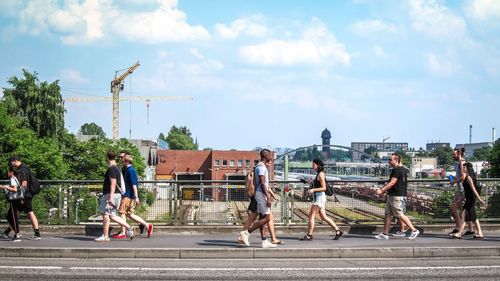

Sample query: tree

[429,146,453,168]
[470,146,492,161]
[78,122,106,138]
[488,141,500,178]
[165,126,198,150]
[2,70,65,139]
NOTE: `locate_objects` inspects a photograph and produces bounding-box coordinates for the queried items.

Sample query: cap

[9,156,21,162]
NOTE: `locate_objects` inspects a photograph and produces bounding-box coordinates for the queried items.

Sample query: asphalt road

[1,257,499,280]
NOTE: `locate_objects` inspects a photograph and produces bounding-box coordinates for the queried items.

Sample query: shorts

[385,196,405,218]
[14,198,33,213]
[247,196,257,213]
[255,191,271,215]
[98,194,122,217]
[118,197,136,215]
[312,192,326,209]
[452,190,465,206]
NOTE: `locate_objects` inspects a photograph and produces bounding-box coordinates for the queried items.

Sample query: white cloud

[426,52,462,77]
[466,0,500,21]
[60,69,90,84]
[11,0,209,45]
[409,0,468,41]
[239,18,350,67]
[190,48,205,59]
[214,16,267,39]
[350,19,398,35]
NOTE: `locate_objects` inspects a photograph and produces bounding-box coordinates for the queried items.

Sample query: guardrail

[0,179,499,225]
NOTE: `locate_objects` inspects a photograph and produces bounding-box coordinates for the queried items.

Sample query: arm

[466,176,485,205]
[108,174,117,207]
[376,177,398,195]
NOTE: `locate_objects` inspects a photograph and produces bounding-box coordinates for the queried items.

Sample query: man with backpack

[1,156,42,240]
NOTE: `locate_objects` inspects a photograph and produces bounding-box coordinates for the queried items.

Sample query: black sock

[34,229,40,237]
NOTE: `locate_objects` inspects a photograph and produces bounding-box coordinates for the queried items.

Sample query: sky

[0,0,499,151]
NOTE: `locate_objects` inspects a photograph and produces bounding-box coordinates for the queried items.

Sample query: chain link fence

[0,179,499,225]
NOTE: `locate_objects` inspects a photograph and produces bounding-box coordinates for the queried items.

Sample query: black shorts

[247,196,257,213]
[14,198,34,213]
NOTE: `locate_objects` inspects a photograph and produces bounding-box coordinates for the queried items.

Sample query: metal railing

[1,179,499,225]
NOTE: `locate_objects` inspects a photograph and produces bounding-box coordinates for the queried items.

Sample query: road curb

[3,246,500,259]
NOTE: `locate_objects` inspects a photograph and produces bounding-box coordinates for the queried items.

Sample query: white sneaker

[126,227,134,240]
[408,229,420,240]
[375,233,389,240]
[240,230,250,246]
[392,230,407,237]
[29,235,42,241]
[95,235,110,242]
[262,239,277,248]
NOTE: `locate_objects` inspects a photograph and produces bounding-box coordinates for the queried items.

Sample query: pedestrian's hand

[376,189,382,195]
[307,189,313,195]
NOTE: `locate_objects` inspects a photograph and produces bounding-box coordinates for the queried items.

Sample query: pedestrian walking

[5,156,41,240]
[239,149,278,248]
[449,147,474,236]
[112,154,153,239]
[95,150,134,242]
[0,165,22,242]
[375,153,420,240]
[299,158,343,241]
[451,162,485,239]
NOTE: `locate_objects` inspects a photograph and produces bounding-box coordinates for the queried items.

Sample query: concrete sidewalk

[1,224,500,259]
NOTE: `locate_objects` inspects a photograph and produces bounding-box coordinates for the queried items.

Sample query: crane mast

[110,61,140,140]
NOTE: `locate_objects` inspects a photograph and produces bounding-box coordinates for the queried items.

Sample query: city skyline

[0,0,499,150]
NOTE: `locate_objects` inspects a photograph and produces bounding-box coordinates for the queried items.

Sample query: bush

[432,191,453,219]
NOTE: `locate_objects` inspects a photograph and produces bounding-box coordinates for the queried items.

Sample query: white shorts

[312,192,326,209]
[255,191,271,215]
[98,193,122,217]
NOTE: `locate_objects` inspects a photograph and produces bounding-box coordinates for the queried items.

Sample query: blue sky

[1,0,499,150]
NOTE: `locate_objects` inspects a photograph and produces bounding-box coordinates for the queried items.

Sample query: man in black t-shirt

[95,151,135,242]
[4,156,42,240]
[375,153,420,240]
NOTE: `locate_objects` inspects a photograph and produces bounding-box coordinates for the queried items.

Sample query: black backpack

[325,182,334,196]
[29,172,41,195]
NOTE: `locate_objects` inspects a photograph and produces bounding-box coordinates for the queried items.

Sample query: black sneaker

[463,231,475,236]
[0,233,9,239]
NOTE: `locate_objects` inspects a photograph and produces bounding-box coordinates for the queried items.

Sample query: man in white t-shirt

[240,149,277,248]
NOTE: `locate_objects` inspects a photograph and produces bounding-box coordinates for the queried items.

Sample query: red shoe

[147,224,153,238]
[112,233,126,239]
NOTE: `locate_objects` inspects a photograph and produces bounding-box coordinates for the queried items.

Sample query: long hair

[454,147,466,157]
[312,158,325,172]
[465,162,477,182]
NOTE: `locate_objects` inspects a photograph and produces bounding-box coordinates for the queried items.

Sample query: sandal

[272,240,284,244]
[333,229,344,240]
[471,235,484,240]
[299,234,313,241]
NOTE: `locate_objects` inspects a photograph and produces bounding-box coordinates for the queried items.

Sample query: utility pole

[110,61,140,140]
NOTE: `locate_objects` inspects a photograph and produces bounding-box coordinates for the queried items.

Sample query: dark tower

[321,128,331,158]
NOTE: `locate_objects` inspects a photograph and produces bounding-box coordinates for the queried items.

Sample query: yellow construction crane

[110,61,140,140]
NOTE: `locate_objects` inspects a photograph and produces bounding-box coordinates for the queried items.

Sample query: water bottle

[448,175,454,181]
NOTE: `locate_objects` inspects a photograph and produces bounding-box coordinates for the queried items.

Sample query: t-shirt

[387,166,407,197]
[16,164,30,187]
[102,165,121,195]
[454,160,465,192]
[122,165,139,199]
[254,162,268,193]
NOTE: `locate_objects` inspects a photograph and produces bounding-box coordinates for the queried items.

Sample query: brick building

[155,150,274,201]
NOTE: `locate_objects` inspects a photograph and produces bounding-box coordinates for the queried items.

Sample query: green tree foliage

[2,70,65,139]
[165,126,198,150]
[362,146,380,161]
[429,146,454,168]
[293,146,323,161]
[432,191,453,219]
[488,141,500,178]
[0,103,67,180]
[78,122,106,138]
[469,146,492,161]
